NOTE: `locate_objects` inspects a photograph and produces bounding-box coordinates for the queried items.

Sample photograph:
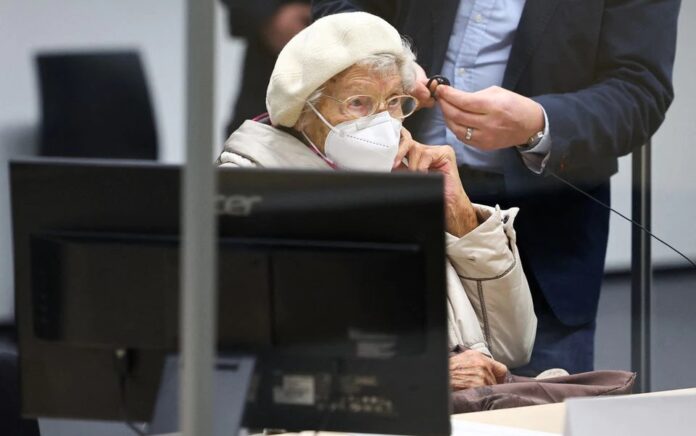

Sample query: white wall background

[1,1,695,320]
[0,0,245,321]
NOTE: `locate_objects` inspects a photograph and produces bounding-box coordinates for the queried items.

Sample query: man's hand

[393,128,478,237]
[436,85,545,151]
[409,63,435,110]
[449,349,508,391]
[261,3,311,54]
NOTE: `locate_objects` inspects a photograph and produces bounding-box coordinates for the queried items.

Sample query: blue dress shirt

[420,0,550,173]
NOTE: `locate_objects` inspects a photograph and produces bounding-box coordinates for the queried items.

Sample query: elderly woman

[217,12,536,390]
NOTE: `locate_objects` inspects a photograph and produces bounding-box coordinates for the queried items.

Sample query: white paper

[451,419,560,436]
[564,393,696,436]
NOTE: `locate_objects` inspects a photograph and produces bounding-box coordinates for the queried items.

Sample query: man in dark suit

[221,0,311,137]
[312,0,680,374]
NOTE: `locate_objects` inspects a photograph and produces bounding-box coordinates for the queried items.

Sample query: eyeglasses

[323,94,419,120]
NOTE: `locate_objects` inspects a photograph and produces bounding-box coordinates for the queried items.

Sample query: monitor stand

[148,354,256,436]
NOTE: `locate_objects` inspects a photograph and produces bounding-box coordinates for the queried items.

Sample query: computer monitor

[11,159,450,435]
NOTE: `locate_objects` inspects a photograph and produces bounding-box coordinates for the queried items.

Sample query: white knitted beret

[266,12,405,127]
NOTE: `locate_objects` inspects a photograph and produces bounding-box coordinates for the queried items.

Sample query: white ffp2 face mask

[306,104,402,172]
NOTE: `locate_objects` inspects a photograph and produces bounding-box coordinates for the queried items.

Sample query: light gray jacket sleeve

[445,262,492,357]
[217,151,257,168]
[445,205,537,368]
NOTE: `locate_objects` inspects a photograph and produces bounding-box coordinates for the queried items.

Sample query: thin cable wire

[118,373,147,436]
[114,349,147,436]
[317,359,342,433]
[548,171,696,270]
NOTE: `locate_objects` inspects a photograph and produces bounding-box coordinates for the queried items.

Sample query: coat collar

[221,121,333,170]
[502,0,562,90]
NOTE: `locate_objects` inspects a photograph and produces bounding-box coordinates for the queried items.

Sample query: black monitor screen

[11,159,450,435]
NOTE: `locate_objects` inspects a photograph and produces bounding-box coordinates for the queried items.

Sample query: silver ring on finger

[465,127,474,142]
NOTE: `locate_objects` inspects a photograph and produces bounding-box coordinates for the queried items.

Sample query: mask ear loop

[306,101,342,136]
[426,75,451,101]
[301,130,338,169]
[301,101,339,168]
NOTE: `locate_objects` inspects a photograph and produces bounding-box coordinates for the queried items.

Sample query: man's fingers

[411,82,434,109]
[446,122,480,147]
[443,120,490,149]
[436,85,489,113]
[437,105,483,146]
[439,98,486,129]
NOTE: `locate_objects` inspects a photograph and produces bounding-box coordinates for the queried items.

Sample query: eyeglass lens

[343,95,417,119]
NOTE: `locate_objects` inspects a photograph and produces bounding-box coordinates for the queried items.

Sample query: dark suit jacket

[312,0,680,325]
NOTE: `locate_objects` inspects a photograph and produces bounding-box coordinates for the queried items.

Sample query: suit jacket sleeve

[533,0,679,175]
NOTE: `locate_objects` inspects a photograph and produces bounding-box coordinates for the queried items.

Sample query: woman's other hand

[394,128,478,236]
[449,349,508,391]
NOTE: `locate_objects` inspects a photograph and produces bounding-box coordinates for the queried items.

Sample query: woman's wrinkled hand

[394,128,478,236]
[449,349,508,391]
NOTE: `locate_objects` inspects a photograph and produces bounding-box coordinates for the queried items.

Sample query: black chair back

[36,51,158,159]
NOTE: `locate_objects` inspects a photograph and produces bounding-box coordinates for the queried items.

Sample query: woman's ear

[295,109,330,153]
[294,103,320,132]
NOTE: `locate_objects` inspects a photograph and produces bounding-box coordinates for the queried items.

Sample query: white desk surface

[159,387,696,436]
[452,387,696,435]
